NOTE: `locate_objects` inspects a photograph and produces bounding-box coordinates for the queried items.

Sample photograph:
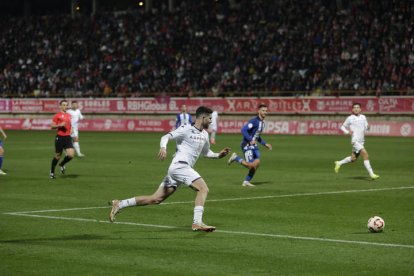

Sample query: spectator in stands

[0,0,412,97]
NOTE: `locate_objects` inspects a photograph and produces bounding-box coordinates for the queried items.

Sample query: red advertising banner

[0,100,11,112]
[1,97,414,114]
[1,118,413,137]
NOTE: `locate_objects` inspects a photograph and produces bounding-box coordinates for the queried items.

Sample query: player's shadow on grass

[0,234,104,243]
[61,174,80,179]
[347,176,371,181]
[252,181,271,186]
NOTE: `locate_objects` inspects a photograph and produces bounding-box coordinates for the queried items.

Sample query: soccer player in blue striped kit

[228,103,272,187]
[175,104,193,128]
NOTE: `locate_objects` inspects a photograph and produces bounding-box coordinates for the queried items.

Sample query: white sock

[193,206,204,224]
[339,156,352,165]
[119,197,137,209]
[74,142,81,155]
[364,160,374,177]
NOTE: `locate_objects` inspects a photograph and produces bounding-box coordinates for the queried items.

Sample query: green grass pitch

[1,130,413,275]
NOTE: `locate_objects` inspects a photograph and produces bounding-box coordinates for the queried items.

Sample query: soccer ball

[367,216,385,233]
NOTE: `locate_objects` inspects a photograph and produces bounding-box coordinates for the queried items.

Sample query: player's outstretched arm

[204,147,230,159]
[217,147,231,158]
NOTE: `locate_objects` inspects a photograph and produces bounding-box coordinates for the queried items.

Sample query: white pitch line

[4,186,414,215]
[6,212,414,249]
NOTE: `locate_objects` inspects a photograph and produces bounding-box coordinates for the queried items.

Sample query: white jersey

[209,111,218,131]
[341,114,368,143]
[161,124,217,168]
[67,109,84,127]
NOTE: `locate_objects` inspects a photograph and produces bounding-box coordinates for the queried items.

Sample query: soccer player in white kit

[109,106,231,232]
[334,103,379,180]
[208,110,218,144]
[67,101,85,157]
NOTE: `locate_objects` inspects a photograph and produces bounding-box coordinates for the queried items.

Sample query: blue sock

[235,156,243,164]
[0,156,3,169]
[245,169,256,182]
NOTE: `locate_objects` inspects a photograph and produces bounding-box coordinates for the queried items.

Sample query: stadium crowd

[0,0,413,98]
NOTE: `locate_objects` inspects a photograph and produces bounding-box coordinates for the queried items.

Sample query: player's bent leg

[360,149,379,179]
[246,159,260,170]
[351,153,358,162]
[335,156,353,173]
[65,148,75,158]
[73,137,85,157]
[109,186,176,222]
[360,149,369,160]
[136,186,176,206]
[59,148,75,174]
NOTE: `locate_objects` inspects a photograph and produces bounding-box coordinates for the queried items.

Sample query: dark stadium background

[1,0,150,16]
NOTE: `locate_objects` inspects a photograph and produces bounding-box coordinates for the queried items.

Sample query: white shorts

[352,141,364,154]
[71,127,79,138]
[160,162,201,189]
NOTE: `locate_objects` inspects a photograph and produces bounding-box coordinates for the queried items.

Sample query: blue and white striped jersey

[175,112,193,128]
[240,116,267,148]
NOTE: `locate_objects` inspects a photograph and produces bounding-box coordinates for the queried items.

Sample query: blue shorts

[242,144,260,163]
[0,140,3,147]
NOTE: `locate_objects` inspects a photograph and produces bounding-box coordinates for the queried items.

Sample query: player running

[334,102,379,180]
[67,101,85,157]
[227,103,272,187]
[109,106,231,232]
[208,110,219,145]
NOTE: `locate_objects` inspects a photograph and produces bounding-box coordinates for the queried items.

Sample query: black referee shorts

[55,135,74,153]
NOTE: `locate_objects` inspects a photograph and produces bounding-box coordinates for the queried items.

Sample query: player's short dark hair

[258,103,267,109]
[59,99,68,105]
[195,106,213,118]
[352,102,361,108]
[72,101,78,104]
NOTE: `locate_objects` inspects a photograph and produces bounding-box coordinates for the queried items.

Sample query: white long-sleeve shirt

[160,124,218,167]
[209,111,218,131]
[341,114,368,143]
[67,109,84,128]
